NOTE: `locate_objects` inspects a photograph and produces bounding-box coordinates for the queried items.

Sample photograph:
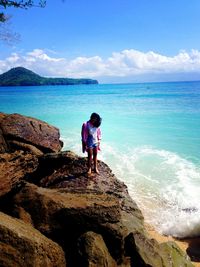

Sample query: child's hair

[90,112,102,128]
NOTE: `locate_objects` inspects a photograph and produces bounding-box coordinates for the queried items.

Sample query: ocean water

[0,81,200,238]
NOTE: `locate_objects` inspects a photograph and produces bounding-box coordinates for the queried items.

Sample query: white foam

[62,134,200,238]
[127,147,200,238]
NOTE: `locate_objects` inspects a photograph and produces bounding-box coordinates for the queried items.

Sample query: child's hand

[82,141,86,153]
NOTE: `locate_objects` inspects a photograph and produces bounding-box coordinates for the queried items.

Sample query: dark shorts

[87,136,98,149]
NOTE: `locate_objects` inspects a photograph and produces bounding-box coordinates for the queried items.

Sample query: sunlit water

[1,81,200,238]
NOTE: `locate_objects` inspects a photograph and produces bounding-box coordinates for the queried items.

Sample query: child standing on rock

[81,113,102,175]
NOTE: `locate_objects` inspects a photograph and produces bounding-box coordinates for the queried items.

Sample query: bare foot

[87,168,92,176]
[94,168,99,174]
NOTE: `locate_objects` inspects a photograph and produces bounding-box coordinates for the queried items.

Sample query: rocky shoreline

[145,223,200,267]
[0,112,195,266]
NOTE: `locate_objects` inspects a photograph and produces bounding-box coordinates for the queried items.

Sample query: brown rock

[77,231,118,267]
[0,113,7,152]
[34,151,133,200]
[8,140,44,156]
[11,181,125,264]
[0,211,66,267]
[0,112,6,122]
[0,151,38,198]
[0,113,63,153]
[0,127,8,153]
[4,150,194,267]
[2,151,137,266]
[12,182,122,235]
[125,232,194,267]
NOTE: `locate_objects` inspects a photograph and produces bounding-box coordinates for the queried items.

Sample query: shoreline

[145,222,200,267]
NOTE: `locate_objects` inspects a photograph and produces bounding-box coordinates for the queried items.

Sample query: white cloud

[1,48,200,82]
[27,49,63,62]
[67,56,106,77]
[6,53,20,63]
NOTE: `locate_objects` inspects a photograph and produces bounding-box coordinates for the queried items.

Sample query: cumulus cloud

[1,48,200,82]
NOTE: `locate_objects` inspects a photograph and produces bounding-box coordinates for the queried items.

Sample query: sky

[1,0,200,83]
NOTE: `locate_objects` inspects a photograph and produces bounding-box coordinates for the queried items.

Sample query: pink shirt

[81,121,101,152]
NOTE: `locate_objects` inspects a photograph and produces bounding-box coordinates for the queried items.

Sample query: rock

[0,114,8,152]
[0,151,38,198]
[8,140,44,156]
[10,182,127,264]
[0,211,66,267]
[77,231,118,267]
[0,112,6,122]
[0,128,8,153]
[125,232,194,267]
[0,112,63,154]
[186,238,200,262]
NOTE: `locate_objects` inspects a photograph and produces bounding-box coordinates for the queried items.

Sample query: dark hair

[90,112,102,127]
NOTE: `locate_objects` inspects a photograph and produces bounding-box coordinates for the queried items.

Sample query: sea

[0,81,200,238]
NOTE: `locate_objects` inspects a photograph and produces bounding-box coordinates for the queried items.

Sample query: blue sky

[1,0,200,83]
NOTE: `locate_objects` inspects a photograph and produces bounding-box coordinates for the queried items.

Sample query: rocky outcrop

[0,113,194,267]
[0,112,63,154]
[0,211,66,267]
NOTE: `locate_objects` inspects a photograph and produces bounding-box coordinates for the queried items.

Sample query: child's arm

[97,127,102,141]
[81,123,87,153]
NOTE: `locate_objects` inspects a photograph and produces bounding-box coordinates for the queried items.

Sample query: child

[81,113,102,175]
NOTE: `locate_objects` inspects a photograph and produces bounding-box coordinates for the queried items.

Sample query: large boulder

[0,112,63,154]
[77,231,119,267]
[0,211,66,267]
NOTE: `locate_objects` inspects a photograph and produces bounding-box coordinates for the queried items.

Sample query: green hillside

[0,67,98,86]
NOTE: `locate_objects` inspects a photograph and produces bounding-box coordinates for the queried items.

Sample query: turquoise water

[1,81,200,238]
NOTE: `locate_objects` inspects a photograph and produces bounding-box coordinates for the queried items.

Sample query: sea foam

[113,146,200,238]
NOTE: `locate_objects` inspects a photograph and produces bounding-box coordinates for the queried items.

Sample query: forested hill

[0,67,98,86]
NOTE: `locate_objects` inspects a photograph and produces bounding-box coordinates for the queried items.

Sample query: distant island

[0,67,98,86]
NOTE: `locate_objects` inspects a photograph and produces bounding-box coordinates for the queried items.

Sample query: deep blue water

[1,81,200,237]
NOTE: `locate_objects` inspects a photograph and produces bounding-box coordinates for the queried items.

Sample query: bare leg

[87,148,93,174]
[93,147,99,174]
